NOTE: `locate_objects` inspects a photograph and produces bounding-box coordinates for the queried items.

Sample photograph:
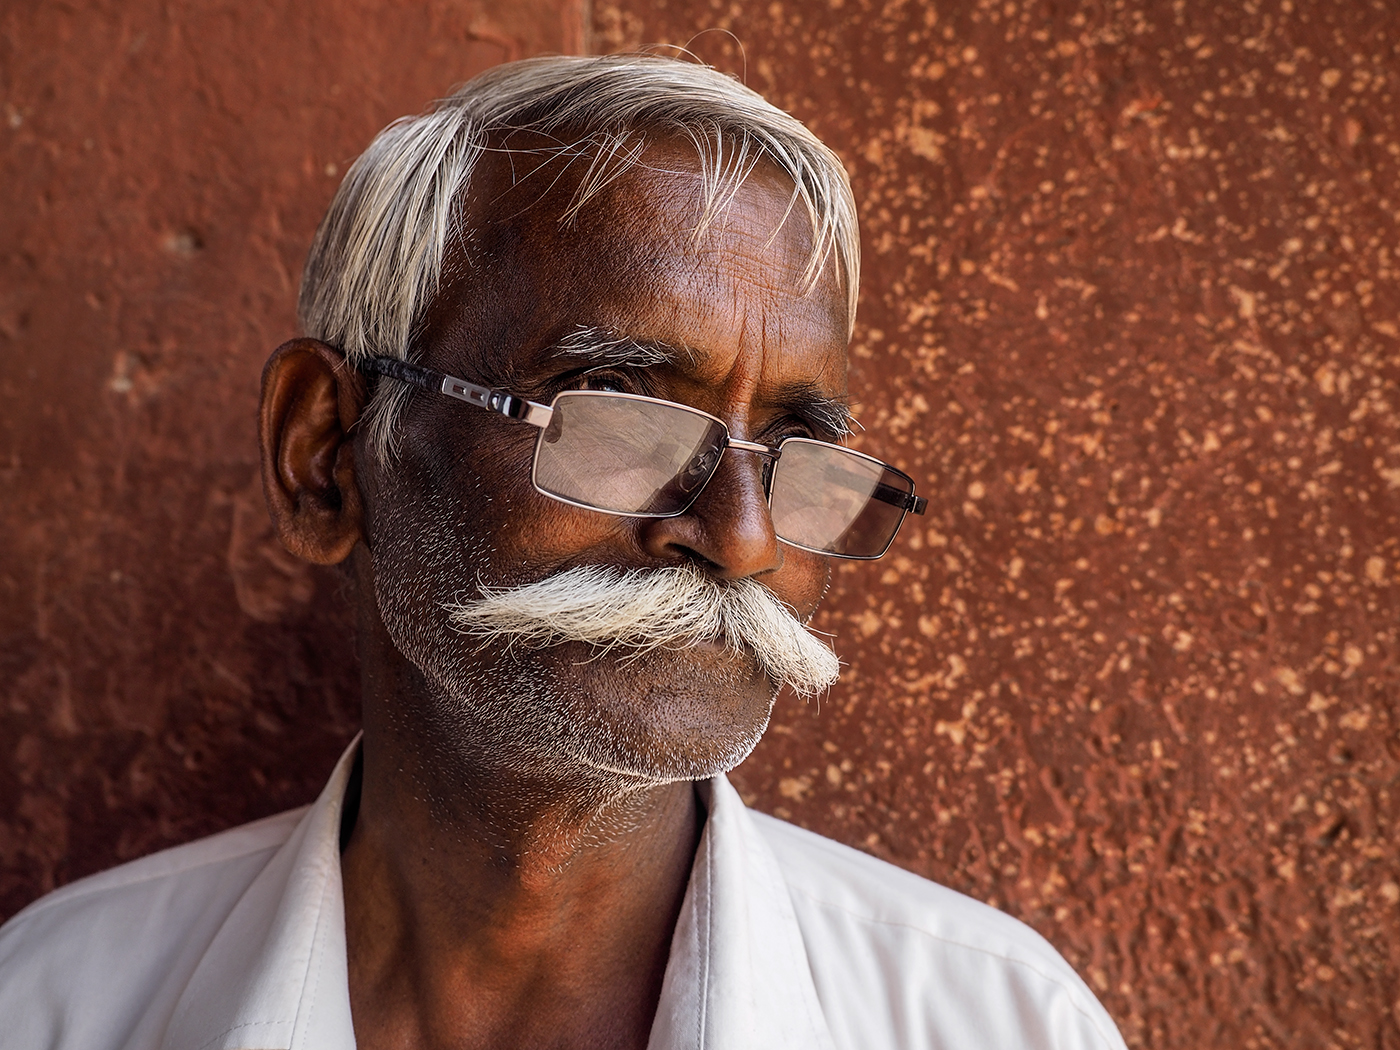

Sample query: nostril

[674,544,725,575]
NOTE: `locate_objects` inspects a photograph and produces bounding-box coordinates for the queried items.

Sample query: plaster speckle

[1,1,1396,1046]
[598,0,1400,1046]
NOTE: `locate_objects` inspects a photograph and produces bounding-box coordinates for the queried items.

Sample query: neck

[342,618,703,1050]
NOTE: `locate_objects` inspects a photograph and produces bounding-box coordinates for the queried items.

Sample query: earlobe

[259,339,366,565]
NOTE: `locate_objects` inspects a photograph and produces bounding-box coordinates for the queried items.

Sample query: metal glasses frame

[359,355,927,559]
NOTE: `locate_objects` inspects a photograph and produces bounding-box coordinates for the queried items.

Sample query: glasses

[361,356,927,559]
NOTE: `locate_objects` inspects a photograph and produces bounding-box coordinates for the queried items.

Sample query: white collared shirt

[0,742,1126,1050]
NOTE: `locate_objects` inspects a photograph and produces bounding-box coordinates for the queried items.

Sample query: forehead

[431,138,850,400]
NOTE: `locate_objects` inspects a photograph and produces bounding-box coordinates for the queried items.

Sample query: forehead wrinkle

[671,324,850,445]
[657,257,842,383]
[660,224,847,384]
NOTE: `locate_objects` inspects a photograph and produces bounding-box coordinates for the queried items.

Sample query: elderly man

[0,55,1126,1050]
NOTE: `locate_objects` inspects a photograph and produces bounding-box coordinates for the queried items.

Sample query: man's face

[361,142,850,786]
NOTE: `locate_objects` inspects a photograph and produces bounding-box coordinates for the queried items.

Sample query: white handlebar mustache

[444,564,841,697]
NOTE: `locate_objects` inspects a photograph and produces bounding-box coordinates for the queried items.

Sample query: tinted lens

[532,392,727,515]
[770,439,914,558]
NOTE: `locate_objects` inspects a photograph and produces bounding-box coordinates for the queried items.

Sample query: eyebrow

[776,384,853,439]
[549,325,687,369]
[548,325,851,438]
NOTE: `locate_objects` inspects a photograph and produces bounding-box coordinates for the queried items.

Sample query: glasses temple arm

[359,356,553,428]
[872,481,927,515]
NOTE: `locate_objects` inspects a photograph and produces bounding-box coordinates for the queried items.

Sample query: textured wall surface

[0,0,580,912]
[594,2,1400,1047]
[3,1,1399,1047]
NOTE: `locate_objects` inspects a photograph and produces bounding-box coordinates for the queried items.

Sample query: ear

[259,339,367,565]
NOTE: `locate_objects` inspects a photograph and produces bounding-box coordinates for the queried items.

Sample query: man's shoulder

[749,810,1127,1050]
[0,806,306,1050]
[3,804,304,934]
[751,809,1065,959]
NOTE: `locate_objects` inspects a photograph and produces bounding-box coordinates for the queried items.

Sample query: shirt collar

[649,774,837,1050]
[160,741,358,1050]
[162,740,834,1050]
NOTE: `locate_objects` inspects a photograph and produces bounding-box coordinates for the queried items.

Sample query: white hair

[296,54,861,459]
[445,563,841,698]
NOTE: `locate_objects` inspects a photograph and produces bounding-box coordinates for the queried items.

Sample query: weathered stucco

[0,0,580,903]
[3,1,1398,1046]
[594,2,1400,1046]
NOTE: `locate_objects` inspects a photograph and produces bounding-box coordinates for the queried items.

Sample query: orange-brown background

[2,1,1397,1046]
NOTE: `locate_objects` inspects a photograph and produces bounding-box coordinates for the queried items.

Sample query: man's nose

[637,443,782,579]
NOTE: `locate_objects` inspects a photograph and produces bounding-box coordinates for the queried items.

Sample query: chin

[427,638,779,787]
[577,644,779,782]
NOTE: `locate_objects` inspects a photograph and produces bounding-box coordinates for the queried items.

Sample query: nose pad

[542,411,564,445]
[644,443,723,516]
[759,454,777,499]
[678,446,722,494]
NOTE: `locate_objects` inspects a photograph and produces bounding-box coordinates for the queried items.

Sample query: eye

[549,365,658,399]
[577,372,628,394]
[763,416,818,445]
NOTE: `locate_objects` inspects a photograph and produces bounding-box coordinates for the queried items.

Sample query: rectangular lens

[769,439,914,558]
[532,392,727,516]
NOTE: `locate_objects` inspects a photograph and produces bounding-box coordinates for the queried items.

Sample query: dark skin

[258,142,850,1049]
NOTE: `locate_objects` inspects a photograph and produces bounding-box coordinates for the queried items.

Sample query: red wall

[4,1,1399,1046]
[0,0,579,899]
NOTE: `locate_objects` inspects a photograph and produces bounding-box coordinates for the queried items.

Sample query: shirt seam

[287,867,336,1050]
[785,884,1122,1048]
[696,831,712,1049]
[191,1017,291,1050]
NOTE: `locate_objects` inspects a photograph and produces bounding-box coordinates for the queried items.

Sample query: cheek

[482,494,636,581]
[386,411,638,583]
[769,547,832,623]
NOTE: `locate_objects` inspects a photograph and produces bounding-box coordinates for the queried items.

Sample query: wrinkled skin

[258,140,850,1050]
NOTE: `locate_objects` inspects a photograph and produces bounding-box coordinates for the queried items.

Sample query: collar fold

[648,776,836,1050]
[160,742,359,1050]
[160,742,834,1050]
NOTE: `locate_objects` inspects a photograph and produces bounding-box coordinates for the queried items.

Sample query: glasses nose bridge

[714,436,780,498]
[724,436,779,461]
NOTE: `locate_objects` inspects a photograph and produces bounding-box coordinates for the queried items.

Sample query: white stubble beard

[368,487,839,793]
